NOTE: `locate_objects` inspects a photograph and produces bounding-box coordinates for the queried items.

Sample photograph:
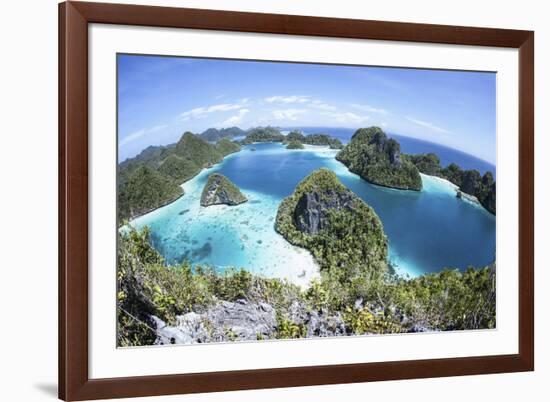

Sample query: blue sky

[118,54,496,163]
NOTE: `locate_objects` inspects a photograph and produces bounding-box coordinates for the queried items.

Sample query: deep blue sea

[131,137,496,282]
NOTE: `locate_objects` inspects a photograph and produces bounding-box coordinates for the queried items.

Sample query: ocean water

[131,142,496,280]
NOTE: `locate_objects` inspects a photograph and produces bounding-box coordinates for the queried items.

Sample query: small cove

[131,142,496,281]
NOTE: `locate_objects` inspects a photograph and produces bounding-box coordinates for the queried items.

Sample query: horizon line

[119,124,496,166]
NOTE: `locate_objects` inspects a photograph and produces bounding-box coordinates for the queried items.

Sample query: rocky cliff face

[152,299,347,345]
[293,189,355,235]
[200,173,248,207]
[153,299,277,344]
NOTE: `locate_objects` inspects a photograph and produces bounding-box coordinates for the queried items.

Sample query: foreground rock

[153,299,277,344]
[336,127,422,190]
[200,173,247,207]
[152,299,348,345]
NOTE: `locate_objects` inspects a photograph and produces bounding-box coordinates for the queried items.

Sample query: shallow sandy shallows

[131,150,322,289]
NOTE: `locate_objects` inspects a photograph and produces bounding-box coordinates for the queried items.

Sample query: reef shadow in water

[178,242,213,263]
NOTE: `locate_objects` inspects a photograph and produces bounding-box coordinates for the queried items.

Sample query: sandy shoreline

[302,144,336,151]
[420,173,484,209]
[129,155,321,289]
[422,173,459,189]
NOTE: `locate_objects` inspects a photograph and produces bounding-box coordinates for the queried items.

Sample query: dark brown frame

[59,1,534,400]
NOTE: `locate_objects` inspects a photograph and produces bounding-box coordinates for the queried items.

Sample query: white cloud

[406,116,451,134]
[219,108,250,126]
[265,95,310,104]
[265,96,338,112]
[309,100,337,111]
[119,124,168,147]
[351,103,389,114]
[321,111,370,125]
[272,109,307,121]
[180,103,242,121]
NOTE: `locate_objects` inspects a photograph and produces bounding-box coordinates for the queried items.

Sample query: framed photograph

[59,1,534,400]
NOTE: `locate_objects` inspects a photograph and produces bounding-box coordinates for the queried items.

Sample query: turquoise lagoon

[131,143,496,282]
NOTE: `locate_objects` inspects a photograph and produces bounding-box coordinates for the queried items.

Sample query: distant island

[241,126,286,144]
[283,130,343,149]
[237,127,344,149]
[199,126,246,142]
[336,127,422,191]
[286,140,304,149]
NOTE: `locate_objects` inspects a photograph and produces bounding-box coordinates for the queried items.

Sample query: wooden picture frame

[59,1,534,400]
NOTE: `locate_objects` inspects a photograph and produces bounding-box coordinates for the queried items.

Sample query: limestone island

[275,168,388,276]
[286,140,304,149]
[201,173,248,207]
[336,127,422,191]
[283,130,344,149]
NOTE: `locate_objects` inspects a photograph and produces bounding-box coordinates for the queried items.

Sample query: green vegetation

[274,168,494,326]
[117,166,183,221]
[302,133,343,149]
[118,224,496,346]
[118,145,172,187]
[216,138,241,156]
[200,173,248,206]
[275,169,388,306]
[118,132,242,222]
[174,132,223,167]
[406,154,496,214]
[276,314,307,339]
[285,131,306,143]
[286,140,305,149]
[200,126,246,142]
[158,154,200,183]
[336,127,422,190]
[384,265,496,330]
[242,127,285,144]
[405,153,441,176]
[117,226,304,346]
[284,130,343,149]
[442,164,496,214]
